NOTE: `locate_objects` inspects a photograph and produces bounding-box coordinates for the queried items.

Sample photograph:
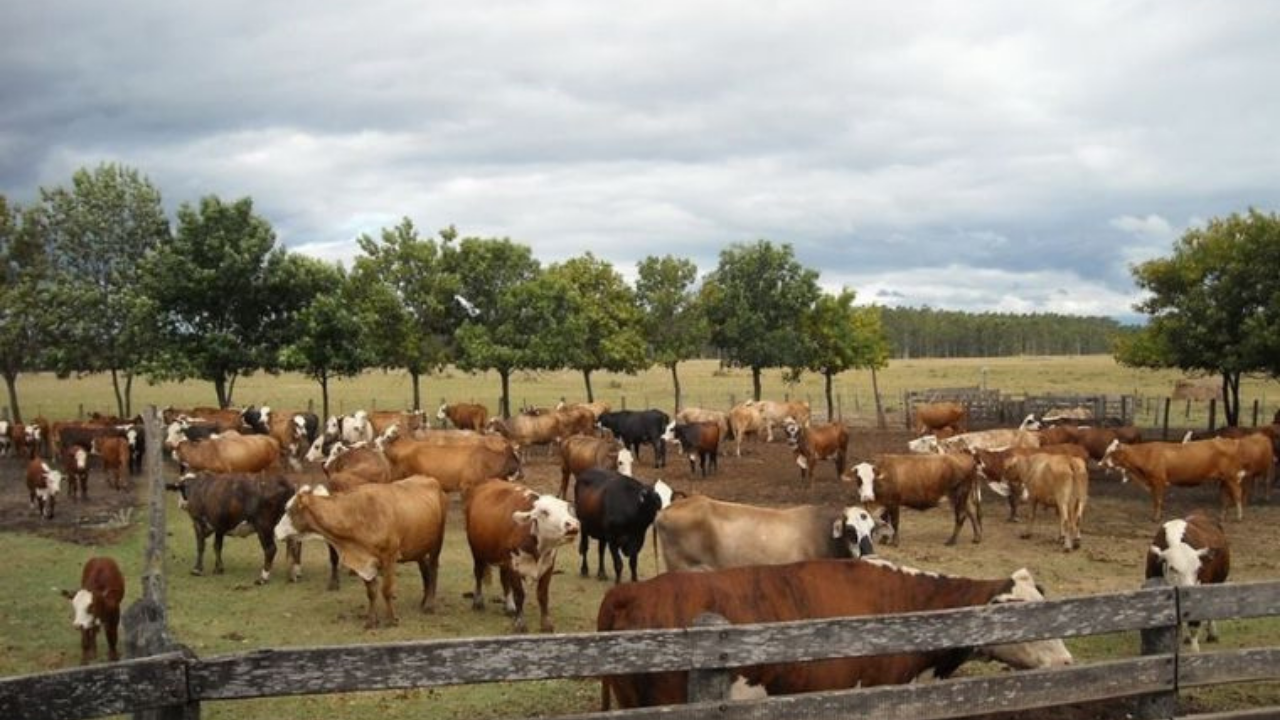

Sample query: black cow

[662,421,720,477]
[166,472,297,585]
[574,468,665,583]
[598,410,669,468]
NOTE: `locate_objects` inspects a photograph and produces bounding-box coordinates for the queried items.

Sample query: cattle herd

[7,396,1280,709]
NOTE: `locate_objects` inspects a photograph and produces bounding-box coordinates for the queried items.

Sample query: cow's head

[274,485,330,541]
[436,403,449,421]
[980,568,1074,669]
[1099,439,1129,481]
[375,423,400,450]
[846,461,879,503]
[783,418,802,447]
[832,505,890,557]
[907,435,940,454]
[1149,519,1212,587]
[513,495,579,549]
[61,587,100,631]
[304,434,329,464]
[1018,414,1042,431]
[653,479,674,508]
[164,422,187,450]
[616,447,635,476]
[660,421,677,444]
[324,415,341,438]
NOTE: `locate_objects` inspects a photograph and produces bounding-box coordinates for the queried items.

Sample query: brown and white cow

[598,559,1072,708]
[909,428,1040,454]
[241,406,313,470]
[662,421,721,477]
[61,557,125,664]
[464,479,580,633]
[367,410,426,438]
[276,476,448,628]
[996,454,1089,552]
[26,458,63,520]
[1076,425,1143,462]
[847,453,982,545]
[674,407,730,439]
[320,442,393,484]
[1102,438,1244,521]
[783,418,848,482]
[169,472,298,584]
[655,495,889,572]
[973,444,1091,521]
[1183,429,1278,501]
[438,402,489,431]
[1146,512,1230,651]
[913,401,968,436]
[166,426,281,474]
[61,443,91,502]
[558,434,633,499]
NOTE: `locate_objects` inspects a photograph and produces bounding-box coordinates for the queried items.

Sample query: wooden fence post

[1162,398,1172,441]
[688,613,732,704]
[1135,579,1178,720]
[1252,399,1260,427]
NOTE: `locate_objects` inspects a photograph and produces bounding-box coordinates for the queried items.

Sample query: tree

[701,240,821,400]
[280,272,370,420]
[352,219,459,410]
[143,196,333,408]
[0,197,54,423]
[545,253,647,402]
[446,237,540,417]
[799,289,890,421]
[40,163,170,416]
[635,255,707,411]
[1116,209,1280,426]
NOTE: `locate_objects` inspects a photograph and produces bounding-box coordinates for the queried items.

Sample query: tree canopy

[0,196,53,422]
[800,289,890,420]
[635,255,706,410]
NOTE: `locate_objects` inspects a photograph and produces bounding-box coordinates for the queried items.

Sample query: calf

[26,458,63,519]
[973,444,1090,521]
[169,472,297,584]
[91,436,130,492]
[847,453,982,546]
[597,410,669,468]
[61,443,91,502]
[558,434,632,499]
[574,468,665,583]
[464,479,580,633]
[662,421,720,477]
[783,418,848,482]
[438,402,489,431]
[61,557,125,664]
[1146,512,1230,651]
[998,454,1089,552]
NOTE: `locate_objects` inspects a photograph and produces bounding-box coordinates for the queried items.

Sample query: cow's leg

[508,570,528,633]
[255,528,276,585]
[81,626,98,664]
[578,533,590,577]
[286,539,303,583]
[1151,483,1165,522]
[362,578,380,628]
[1021,503,1038,540]
[1007,492,1020,523]
[1073,497,1086,549]
[597,539,610,581]
[888,507,902,546]
[105,616,119,661]
[1206,618,1220,644]
[945,496,964,546]
[559,466,571,500]
[380,565,399,626]
[212,532,226,575]
[969,488,983,543]
[536,569,555,633]
[470,558,486,611]
[191,523,208,576]
[654,439,665,469]
[711,448,718,475]
[1227,479,1243,521]
[608,541,624,584]
[500,567,518,615]
[418,554,438,613]
[327,544,341,591]
[1058,502,1072,552]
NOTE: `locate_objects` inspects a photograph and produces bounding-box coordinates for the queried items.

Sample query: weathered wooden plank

[1180,648,1280,687]
[687,613,732,703]
[1136,579,1179,720]
[0,652,187,720]
[1180,582,1280,622]
[1177,709,1280,720]
[562,656,1173,720]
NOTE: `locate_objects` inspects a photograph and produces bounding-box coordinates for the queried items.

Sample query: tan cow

[437,402,489,431]
[558,435,633,499]
[846,453,982,546]
[379,428,521,491]
[727,402,766,457]
[914,402,968,436]
[973,444,1091,521]
[995,454,1089,552]
[674,407,730,438]
[783,419,849,482]
[1102,438,1244,521]
[165,426,281,474]
[757,400,811,441]
[486,412,564,457]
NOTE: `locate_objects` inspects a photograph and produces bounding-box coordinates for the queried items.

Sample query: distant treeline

[879,307,1130,359]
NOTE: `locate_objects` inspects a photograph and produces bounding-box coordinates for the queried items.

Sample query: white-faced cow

[1146,512,1230,651]
[662,421,720,477]
[847,453,982,546]
[61,557,125,664]
[26,458,63,520]
[783,418,848,482]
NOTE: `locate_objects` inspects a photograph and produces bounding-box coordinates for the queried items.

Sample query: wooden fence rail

[4,581,1280,720]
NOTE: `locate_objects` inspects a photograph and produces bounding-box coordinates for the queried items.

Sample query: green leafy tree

[280,272,370,420]
[635,255,707,411]
[0,197,54,422]
[799,289,890,421]
[352,219,459,410]
[701,240,821,400]
[1116,209,1280,426]
[446,237,540,417]
[143,196,333,408]
[545,253,647,402]
[39,163,170,416]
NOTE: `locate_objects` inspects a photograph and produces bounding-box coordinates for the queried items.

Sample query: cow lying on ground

[662,421,721,477]
[996,454,1089,552]
[598,410,669,468]
[26,458,63,520]
[558,434,633,499]
[655,495,889,572]
[973,445,1091,521]
[1102,438,1245,521]
[61,557,125,664]
[1146,511,1230,651]
[847,453,982,545]
[783,418,848,482]
[574,468,665,583]
[464,479,580,633]
[914,401,968,436]
[275,476,447,627]
[169,472,298,584]
[597,559,1072,708]
[438,402,489,431]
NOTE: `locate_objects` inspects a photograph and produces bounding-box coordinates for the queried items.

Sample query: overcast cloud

[4,1,1278,321]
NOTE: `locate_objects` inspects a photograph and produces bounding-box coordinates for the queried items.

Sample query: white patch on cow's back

[653,479,673,508]
[861,556,938,578]
[907,435,938,454]
[729,676,768,700]
[70,589,97,629]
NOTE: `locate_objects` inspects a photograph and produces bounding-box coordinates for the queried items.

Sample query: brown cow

[554,404,598,437]
[999,454,1089,552]
[1076,425,1143,461]
[169,472,298,584]
[662,421,721,477]
[1102,438,1245,521]
[558,435,632,499]
[783,418,848,482]
[241,406,312,469]
[464,479,581,633]
[166,425,281,474]
[437,402,489,431]
[61,443,91,502]
[486,412,563,457]
[1184,427,1278,500]
[367,410,426,438]
[320,442,393,484]
[275,476,447,627]
[1146,512,1230,651]
[91,435,131,492]
[973,444,1091,521]
[61,557,125,664]
[598,559,1071,708]
[26,458,63,519]
[914,401,968,436]
[846,453,982,545]
[674,407,730,438]
[379,428,521,491]
[557,400,612,422]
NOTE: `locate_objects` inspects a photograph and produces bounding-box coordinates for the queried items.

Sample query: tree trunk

[670,362,682,412]
[124,372,134,418]
[111,368,126,418]
[227,373,238,408]
[751,366,762,401]
[4,370,21,424]
[825,370,835,422]
[1222,371,1241,427]
[410,369,422,411]
[320,372,330,421]
[213,375,229,409]
[582,369,594,403]
[870,365,886,430]
[500,369,511,419]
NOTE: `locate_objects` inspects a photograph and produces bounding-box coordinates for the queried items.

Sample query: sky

[3,2,1279,322]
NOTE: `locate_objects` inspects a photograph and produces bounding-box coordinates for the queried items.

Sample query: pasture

[3,356,1280,719]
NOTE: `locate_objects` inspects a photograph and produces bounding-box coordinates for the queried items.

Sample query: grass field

[4,355,1280,719]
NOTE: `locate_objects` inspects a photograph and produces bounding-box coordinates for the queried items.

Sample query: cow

[558,434,634,499]
[674,407,730,438]
[597,410,669,468]
[8,421,29,458]
[994,454,1089,552]
[321,442,393,484]
[61,443,91,502]
[1182,427,1278,501]
[1035,425,1080,446]
[464,479,581,633]
[574,468,665,583]
[727,402,766,457]
[165,407,242,432]
[60,557,125,664]
[1102,438,1245,521]
[846,453,982,546]
[367,410,426,438]
[655,495,889,572]
[914,401,968,436]
[0,420,10,456]
[379,427,521,491]
[168,472,298,584]
[166,425,281,474]
[438,402,489,431]
[164,418,221,447]
[320,411,376,445]
[1076,425,1143,462]
[486,411,564,457]
[241,406,316,470]
[557,400,612,423]
[1146,512,1230,651]
[26,417,51,459]
[757,400,811,442]
[597,559,1072,708]
[972,444,1091,521]
[26,458,63,519]
[783,418,848,482]
[1042,406,1093,423]
[662,421,720,477]
[909,428,1040,454]
[554,404,598,438]
[275,476,447,628]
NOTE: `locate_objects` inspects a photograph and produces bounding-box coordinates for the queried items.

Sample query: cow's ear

[831,518,843,539]
[1149,545,1163,557]
[512,509,534,526]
